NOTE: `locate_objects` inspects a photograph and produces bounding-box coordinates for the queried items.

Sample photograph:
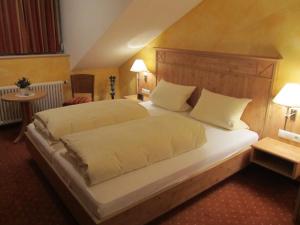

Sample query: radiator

[0,81,64,126]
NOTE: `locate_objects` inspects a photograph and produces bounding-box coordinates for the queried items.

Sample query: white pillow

[190,89,251,130]
[150,79,196,111]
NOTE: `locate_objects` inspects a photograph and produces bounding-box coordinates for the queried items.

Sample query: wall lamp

[273,83,300,130]
[130,59,149,90]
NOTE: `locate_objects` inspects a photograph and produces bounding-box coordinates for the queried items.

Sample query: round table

[1,90,47,143]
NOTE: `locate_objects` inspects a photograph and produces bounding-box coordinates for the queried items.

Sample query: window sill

[0,53,69,60]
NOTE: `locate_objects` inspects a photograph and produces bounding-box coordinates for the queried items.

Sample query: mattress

[26,101,259,221]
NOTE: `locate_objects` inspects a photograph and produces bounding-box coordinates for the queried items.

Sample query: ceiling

[60,0,203,70]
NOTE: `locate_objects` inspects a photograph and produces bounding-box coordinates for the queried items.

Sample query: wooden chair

[63,74,95,106]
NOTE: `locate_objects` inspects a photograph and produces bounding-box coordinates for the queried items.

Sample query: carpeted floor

[0,124,298,225]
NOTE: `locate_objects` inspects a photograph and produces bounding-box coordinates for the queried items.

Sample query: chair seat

[63,96,92,106]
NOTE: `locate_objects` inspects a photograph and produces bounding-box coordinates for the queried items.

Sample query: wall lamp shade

[130,59,148,73]
[273,83,300,130]
[130,59,149,86]
[273,83,300,108]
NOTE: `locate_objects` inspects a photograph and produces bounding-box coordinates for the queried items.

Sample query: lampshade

[130,59,148,72]
[273,83,300,108]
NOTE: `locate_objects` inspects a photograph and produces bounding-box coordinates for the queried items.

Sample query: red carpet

[0,124,298,225]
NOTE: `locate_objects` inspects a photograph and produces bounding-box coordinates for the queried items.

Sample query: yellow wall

[0,55,71,98]
[0,55,70,86]
[119,0,300,96]
[71,68,120,100]
[0,55,120,101]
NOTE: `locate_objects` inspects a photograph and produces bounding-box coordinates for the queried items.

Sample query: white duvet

[34,99,149,144]
[61,114,207,186]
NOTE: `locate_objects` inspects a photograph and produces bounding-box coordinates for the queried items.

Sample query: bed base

[25,132,251,225]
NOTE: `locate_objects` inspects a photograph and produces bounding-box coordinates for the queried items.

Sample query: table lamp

[273,83,300,129]
[130,59,149,94]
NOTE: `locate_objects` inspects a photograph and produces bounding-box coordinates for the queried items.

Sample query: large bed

[25,48,280,225]
[26,101,258,220]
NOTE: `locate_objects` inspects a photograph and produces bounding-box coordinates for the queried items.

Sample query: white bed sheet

[26,101,259,220]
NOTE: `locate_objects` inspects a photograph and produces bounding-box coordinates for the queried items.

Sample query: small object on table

[1,90,46,143]
[15,77,31,96]
[251,137,300,179]
[124,94,149,103]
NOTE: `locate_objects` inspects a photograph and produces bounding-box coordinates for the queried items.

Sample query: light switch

[278,129,300,143]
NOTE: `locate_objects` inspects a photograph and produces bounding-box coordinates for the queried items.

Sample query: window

[0,0,63,55]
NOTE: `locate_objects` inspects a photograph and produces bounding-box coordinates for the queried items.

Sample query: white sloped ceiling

[61,0,203,70]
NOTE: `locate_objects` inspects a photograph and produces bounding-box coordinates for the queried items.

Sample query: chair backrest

[70,74,95,100]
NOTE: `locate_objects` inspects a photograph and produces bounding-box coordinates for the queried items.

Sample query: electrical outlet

[142,88,151,95]
[278,129,300,143]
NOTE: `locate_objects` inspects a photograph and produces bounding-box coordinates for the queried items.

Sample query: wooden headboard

[155,48,281,136]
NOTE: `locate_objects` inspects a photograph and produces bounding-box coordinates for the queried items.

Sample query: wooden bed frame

[25,48,280,225]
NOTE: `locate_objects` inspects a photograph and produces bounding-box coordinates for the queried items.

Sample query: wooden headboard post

[155,47,281,136]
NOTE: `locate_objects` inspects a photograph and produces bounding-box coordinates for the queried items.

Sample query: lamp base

[284,107,297,130]
[290,109,297,121]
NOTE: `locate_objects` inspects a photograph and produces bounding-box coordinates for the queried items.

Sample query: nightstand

[251,137,300,180]
[124,94,149,102]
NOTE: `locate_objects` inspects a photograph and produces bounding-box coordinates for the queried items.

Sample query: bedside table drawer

[251,137,300,180]
[251,149,295,178]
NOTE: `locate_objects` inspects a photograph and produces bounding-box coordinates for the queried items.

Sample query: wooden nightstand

[251,137,300,179]
[124,94,149,102]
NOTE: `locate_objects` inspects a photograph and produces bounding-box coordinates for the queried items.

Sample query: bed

[25,48,280,225]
